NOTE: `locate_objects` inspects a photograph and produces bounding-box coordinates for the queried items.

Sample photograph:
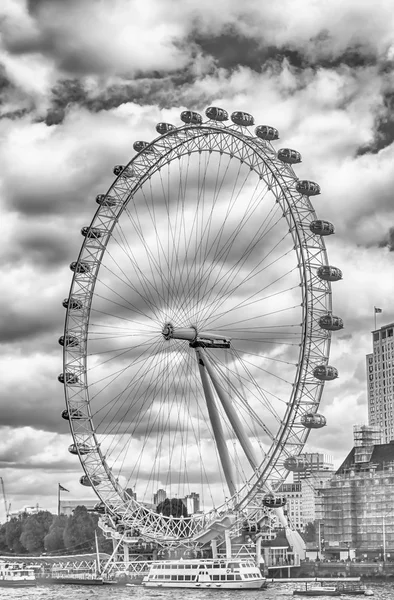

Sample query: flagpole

[57,484,60,516]
[374,308,377,332]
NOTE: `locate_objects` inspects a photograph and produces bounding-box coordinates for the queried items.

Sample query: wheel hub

[161,323,231,348]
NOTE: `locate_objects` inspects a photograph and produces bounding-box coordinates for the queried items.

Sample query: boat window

[212,575,220,581]
[227,562,239,569]
[185,575,191,581]
[236,575,242,580]
[227,574,235,581]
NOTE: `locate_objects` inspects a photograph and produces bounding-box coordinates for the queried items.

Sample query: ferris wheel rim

[61,115,333,538]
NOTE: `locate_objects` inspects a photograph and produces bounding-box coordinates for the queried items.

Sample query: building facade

[59,499,98,516]
[367,322,394,443]
[321,431,394,556]
[153,488,167,506]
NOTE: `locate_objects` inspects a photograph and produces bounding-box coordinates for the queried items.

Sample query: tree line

[0,506,112,555]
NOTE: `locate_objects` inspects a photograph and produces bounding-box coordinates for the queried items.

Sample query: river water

[0,582,393,600]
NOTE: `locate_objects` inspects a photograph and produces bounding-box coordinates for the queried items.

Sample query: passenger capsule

[180,111,203,125]
[113,165,135,178]
[205,107,229,122]
[301,413,327,429]
[62,408,84,420]
[62,297,83,310]
[70,261,90,274]
[58,372,79,385]
[319,314,344,331]
[313,365,339,381]
[309,220,335,236]
[277,148,302,164]
[296,180,321,196]
[133,141,150,153]
[284,456,309,472]
[231,111,255,127]
[255,125,279,141]
[317,265,342,282]
[80,474,101,487]
[81,226,103,239]
[58,334,79,348]
[68,443,92,456]
[156,122,176,135]
[262,493,287,508]
[96,194,118,207]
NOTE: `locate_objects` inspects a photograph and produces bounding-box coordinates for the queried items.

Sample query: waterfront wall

[295,561,394,579]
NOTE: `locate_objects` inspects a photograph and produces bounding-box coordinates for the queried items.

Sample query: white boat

[0,562,36,587]
[142,558,266,589]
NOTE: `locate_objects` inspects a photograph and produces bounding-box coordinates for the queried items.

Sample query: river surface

[0,582,393,600]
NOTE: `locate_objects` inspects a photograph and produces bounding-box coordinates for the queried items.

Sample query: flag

[374,307,383,314]
[58,484,69,492]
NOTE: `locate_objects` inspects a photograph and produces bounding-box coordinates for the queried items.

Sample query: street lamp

[383,514,389,562]
[346,542,351,562]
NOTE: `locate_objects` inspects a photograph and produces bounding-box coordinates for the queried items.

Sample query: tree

[156,498,188,518]
[20,511,53,553]
[44,514,68,552]
[5,516,27,554]
[63,506,96,552]
[303,521,317,543]
[0,523,9,553]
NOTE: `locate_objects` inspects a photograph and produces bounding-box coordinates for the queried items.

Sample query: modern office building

[153,488,167,506]
[321,426,394,557]
[184,492,200,514]
[279,482,303,531]
[294,452,334,480]
[367,322,394,443]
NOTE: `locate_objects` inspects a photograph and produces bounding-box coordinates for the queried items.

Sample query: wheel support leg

[195,349,237,498]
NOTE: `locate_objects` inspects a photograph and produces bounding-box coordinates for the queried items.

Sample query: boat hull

[293,591,341,597]
[143,579,265,589]
[0,580,36,588]
[37,577,105,585]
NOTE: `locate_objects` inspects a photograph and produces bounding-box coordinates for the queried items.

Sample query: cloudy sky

[1,0,394,520]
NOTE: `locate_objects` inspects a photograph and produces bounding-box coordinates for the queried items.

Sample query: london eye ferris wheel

[59,107,342,545]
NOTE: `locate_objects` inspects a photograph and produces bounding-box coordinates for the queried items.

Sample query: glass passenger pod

[205,106,229,121]
[284,456,309,472]
[113,165,135,177]
[231,111,255,126]
[301,412,327,429]
[309,220,335,236]
[133,141,152,153]
[58,334,79,347]
[317,265,342,281]
[277,148,302,164]
[96,194,118,207]
[296,180,321,196]
[313,365,339,381]
[319,314,344,331]
[80,474,101,486]
[70,261,90,274]
[68,443,92,455]
[180,111,203,125]
[61,408,84,421]
[262,493,287,508]
[62,297,83,310]
[58,372,79,385]
[156,122,176,135]
[255,125,279,140]
[81,226,103,239]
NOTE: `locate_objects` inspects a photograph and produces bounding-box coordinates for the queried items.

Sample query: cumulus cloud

[0,0,393,514]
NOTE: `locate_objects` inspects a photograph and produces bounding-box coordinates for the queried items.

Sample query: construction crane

[0,477,11,521]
